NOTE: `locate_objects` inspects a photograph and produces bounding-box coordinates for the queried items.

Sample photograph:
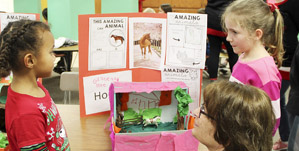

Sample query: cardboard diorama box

[109,82,198,151]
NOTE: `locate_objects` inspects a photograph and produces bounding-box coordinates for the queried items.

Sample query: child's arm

[21,142,49,151]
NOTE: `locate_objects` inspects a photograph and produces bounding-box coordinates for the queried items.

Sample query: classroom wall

[12,0,138,40]
[48,0,95,40]
[14,0,41,14]
[101,0,138,13]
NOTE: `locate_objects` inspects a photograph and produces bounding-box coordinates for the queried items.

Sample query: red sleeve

[11,114,46,148]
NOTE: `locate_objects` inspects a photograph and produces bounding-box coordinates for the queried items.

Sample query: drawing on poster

[89,17,127,71]
[166,13,207,69]
[110,29,125,47]
[129,18,166,70]
[185,26,202,45]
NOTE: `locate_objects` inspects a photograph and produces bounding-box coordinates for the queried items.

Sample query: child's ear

[255,29,263,40]
[23,53,36,68]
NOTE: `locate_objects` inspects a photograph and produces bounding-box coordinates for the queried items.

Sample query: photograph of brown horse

[139,33,152,59]
[111,35,124,44]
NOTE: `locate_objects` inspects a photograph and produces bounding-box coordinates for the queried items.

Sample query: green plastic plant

[174,86,193,116]
[0,132,8,148]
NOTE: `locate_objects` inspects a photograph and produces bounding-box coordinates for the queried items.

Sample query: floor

[43,52,281,150]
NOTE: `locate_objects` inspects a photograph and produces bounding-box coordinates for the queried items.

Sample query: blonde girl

[222,0,284,134]
[0,20,70,150]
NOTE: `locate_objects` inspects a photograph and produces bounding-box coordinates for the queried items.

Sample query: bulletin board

[78,13,205,117]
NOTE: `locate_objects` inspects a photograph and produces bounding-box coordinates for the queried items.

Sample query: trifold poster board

[78,13,207,117]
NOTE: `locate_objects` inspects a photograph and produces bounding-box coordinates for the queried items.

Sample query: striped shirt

[229,55,281,133]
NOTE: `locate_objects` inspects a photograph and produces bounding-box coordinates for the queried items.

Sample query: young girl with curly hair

[1,20,70,151]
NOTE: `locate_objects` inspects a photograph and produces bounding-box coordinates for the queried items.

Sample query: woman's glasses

[190,104,215,120]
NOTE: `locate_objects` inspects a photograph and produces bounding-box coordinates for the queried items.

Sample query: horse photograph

[139,33,152,59]
[129,18,166,70]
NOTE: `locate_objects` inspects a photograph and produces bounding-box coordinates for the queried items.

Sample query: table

[57,104,208,151]
[53,45,78,71]
[53,45,78,52]
[57,104,111,151]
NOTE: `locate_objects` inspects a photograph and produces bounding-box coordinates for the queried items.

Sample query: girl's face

[192,106,221,148]
[225,17,255,54]
[34,30,55,77]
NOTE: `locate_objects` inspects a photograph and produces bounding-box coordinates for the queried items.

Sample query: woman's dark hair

[42,8,48,21]
[203,80,275,151]
[0,20,50,77]
[160,3,172,13]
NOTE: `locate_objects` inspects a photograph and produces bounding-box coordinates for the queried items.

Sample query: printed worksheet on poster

[88,17,127,71]
[0,13,36,32]
[83,70,132,115]
[162,65,201,111]
[166,13,207,69]
[129,17,166,70]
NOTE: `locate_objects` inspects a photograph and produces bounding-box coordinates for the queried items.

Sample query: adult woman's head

[159,3,172,13]
[0,20,54,78]
[143,8,156,13]
[222,0,284,67]
[192,80,275,151]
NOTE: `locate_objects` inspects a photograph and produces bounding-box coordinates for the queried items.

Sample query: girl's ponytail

[0,45,12,77]
[0,24,14,78]
[267,5,284,68]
